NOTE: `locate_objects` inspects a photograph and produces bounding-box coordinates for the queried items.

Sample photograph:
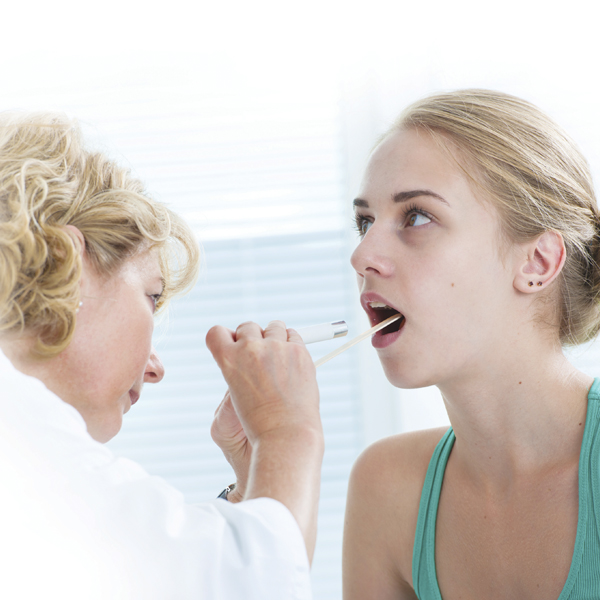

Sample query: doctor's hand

[206,319,323,563]
[211,390,251,503]
[206,320,321,445]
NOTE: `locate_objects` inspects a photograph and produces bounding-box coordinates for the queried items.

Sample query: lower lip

[371,320,405,349]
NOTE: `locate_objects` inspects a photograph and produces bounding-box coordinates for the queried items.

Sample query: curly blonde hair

[0,112,200,357]
[387,89,600,346]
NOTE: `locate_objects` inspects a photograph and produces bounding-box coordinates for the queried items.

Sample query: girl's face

[351,128,518,389]
[55,248,165,442]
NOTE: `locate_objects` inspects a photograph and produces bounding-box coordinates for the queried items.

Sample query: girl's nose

[350,229,395,279]
[144,347,165,383]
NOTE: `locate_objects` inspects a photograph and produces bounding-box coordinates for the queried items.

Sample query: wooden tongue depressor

[314,313,402,368]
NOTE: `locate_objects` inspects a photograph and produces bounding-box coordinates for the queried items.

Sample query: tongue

[380,313,403,335]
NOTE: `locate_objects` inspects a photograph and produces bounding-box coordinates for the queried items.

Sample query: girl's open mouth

[367,301,405,335]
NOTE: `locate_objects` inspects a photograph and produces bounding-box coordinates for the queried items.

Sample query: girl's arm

[343,429,447,599]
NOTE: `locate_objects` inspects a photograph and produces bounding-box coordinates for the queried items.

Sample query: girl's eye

[403,203,432,228]
[354,214,373,237]
[406,212,431,227]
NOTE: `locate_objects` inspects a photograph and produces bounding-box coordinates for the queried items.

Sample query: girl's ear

[514,230,566,293]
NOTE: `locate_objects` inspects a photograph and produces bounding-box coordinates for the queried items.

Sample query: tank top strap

[412,427,455,600]
[559,377,600,599]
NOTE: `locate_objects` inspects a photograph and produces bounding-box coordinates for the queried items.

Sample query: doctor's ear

[514,230,566,293]
[63,225,86,257]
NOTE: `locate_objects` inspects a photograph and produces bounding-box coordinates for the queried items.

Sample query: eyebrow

[353,189,449,208]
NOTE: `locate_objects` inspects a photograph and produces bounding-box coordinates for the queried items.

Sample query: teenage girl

[343,89,600,600]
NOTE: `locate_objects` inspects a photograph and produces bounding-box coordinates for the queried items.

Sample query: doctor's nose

[144,347,165,384]
[350,230,395,279]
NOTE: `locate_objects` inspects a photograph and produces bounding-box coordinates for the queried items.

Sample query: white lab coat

[0,350,312,599]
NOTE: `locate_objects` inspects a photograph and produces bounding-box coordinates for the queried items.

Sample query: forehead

[116,247,163,285]
[358,128,510,249]
[360,128,471,199]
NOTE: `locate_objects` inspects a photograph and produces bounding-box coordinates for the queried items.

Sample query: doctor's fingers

[214,389,231,416]
[234,321,265,341]
[263,320,289,341]
[205,325,236,366]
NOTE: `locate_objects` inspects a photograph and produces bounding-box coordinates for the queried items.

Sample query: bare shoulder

[343,427,448,599]
[352,426,449,488]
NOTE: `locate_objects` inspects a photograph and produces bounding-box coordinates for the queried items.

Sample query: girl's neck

[438,349,592,490]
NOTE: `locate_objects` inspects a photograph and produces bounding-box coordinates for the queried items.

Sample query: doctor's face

[56,248,165,442]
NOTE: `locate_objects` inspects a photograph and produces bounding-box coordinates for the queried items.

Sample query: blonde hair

[0,112,200,357]
[387,89,600,346]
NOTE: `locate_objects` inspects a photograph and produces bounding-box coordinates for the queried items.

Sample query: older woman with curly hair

[0,113,322,599]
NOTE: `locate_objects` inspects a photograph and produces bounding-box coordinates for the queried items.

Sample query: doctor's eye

[353,214,373,237]
[149,293,163,313]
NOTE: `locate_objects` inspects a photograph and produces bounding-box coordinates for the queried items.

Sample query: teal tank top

[412,379,600,599]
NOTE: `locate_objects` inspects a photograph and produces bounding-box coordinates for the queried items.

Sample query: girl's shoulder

[344,427,449,595]
[350,426,449,494]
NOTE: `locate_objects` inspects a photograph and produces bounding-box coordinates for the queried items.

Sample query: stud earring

[537,281,543,286]
[76,301,83,313]
[528,281,533,287]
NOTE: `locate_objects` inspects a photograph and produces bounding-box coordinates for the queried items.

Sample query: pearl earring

[76,301,83,313]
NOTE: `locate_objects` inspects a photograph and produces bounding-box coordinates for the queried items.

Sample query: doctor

[0,112,322,599]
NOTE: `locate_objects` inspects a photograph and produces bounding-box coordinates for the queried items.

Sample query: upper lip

[360,292,403,326]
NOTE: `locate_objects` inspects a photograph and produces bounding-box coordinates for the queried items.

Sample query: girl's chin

[379,360,437,390]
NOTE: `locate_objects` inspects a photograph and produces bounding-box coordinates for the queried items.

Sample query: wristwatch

[217,482,237,501]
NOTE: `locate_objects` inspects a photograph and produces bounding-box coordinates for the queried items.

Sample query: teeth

[369,301,393,309]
